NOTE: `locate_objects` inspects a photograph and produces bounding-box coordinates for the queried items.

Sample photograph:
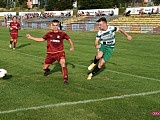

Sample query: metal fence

[1,21,158,33]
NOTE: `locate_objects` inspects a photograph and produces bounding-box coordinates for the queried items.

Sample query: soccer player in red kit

[9,16,21,50]
[26,20,74,85]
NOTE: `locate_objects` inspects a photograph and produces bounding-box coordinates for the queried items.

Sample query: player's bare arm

[18,26,21,30]
[68,39,74,51]
[10,26,13,30]
[26,34,45,42]
[94,39,100,49]
[118,28,132,41]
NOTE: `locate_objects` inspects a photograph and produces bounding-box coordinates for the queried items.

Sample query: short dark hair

[52,19,59,23]
[13,16,17,19]
[96,17,107,23]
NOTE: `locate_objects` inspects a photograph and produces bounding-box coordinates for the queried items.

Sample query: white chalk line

[0,90,160,114]
[0,48,160,82]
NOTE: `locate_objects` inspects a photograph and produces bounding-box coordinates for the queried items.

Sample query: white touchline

[0,90,160,114]
[0,48,160,82]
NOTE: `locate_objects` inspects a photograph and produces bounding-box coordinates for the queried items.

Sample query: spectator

[95,12,100,16]
[86,12,90,16]
[27,0,32,11]
[156,8,159,14]
[109,10,114,16]
[148,8,154,15]
[59,21,63,30]
[114,5,117,9]
[101,11,106,16]
[61,12,64,17]
[125,10,131,16]
[139,8,144,15]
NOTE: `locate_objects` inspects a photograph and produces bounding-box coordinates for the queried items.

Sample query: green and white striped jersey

[96,26,119,48]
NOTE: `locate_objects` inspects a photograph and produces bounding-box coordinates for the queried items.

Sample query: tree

[0,0,6,8]
[152,0,160,5]
[78,0,115,9]
[45,0,74,11]
[18,0,26,6]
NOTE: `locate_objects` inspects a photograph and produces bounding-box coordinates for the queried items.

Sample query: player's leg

[43,54,54,76]
[43,63,51,76]
[13,34,18,49]
[13,39,17,50]
[9,35,13,48]
[88,51,103,70]
[59,58,68,84]
[87,47,114,80]
[58,52,69,84]
[87,58,105,80]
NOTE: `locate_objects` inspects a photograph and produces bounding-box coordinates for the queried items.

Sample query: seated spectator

[81,11,85,16]
[61,12,64,17]
[155,8,159,14]
[65,12,71,17]
[109,10,114,16]
[98,10,101,16]
[101,11,106,16]
[76,11,81,17]
[95,12,100,16]
[125,10,131,16]
[86,12,90,16]
[148,8,154,15]
[139,8,144,15]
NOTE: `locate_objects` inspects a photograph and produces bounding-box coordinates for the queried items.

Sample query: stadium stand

[108,14,160,27]
[108,14,160,33]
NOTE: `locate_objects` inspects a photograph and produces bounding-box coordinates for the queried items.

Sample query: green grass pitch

[0,27,160,120]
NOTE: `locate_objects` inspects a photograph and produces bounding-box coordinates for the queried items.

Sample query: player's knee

[98,60,105,68]
[59,60,66,67]
[96,52,103,59]
[96,54,102,59]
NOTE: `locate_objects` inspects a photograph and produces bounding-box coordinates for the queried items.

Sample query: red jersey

[10,21,20,34]
[42,30,70,54]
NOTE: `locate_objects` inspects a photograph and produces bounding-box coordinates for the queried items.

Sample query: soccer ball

[0,69,7,78]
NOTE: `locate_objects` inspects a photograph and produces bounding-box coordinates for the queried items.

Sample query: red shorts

[10,33,18,39]
[44,51,66,64]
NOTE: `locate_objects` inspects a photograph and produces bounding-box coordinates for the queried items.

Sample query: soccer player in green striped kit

[87,17,132,80]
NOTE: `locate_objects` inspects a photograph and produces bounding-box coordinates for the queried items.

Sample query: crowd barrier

[0,21,157,33]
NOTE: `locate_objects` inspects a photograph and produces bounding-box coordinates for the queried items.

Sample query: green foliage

[15,0,20,7]
[78,0,132,9]
[45,0,74,11]
[0,0,7,8]
[18,0,26,5]
[153,0,160,4]
[78,0,114,9]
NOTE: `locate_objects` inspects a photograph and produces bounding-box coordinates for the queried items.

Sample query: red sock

[14,42,17,48]
[62,67,68,81]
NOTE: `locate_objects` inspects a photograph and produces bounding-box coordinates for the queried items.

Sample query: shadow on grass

[88,59,117,66]
[2,74,13,80]
[16,43,31,49]
[87,64,106,76]
[87,59,117,76]
[47,62,75,75]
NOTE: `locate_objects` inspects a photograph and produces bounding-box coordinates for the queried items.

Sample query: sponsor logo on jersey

[50,39,60,42]
[101,34,114,39]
